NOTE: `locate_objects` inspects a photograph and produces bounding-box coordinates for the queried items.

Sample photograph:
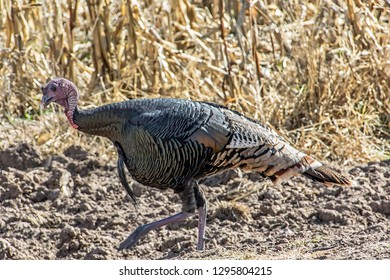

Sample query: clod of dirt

[45,168,73,189]
[64,145,90,161]
[84,248,109,260]
[317,209,349,224]
[259,202,283,216]
[58,226,80,248]
[30,186,49,203]
[0,238,14,259]
[0,184,22,200]
[369,201,390,215]
[0,143,41,170]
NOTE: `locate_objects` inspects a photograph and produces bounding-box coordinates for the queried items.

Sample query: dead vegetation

[0,0,389,162]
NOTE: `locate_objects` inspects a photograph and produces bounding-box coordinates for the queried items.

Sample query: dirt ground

[0,142,389,260]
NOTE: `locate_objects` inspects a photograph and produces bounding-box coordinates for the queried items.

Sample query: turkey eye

[50,85,57,92]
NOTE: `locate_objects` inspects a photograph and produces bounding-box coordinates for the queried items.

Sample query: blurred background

[0,0,389,163]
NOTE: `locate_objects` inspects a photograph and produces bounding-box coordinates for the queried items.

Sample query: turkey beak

[40,87,53,110]
[41,96,53,109]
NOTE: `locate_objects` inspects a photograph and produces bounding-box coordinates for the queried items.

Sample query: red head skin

[41,78,79,129]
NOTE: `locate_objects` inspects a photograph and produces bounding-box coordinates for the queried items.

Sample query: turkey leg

[194,183,207,250]
[118,181,208,251]
[118,211,192,251]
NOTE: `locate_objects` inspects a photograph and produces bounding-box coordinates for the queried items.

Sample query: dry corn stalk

[0,0,388,162]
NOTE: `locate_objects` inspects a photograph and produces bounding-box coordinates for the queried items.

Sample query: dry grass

[0,0,389,163]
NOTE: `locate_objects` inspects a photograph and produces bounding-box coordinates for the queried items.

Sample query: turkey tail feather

[303,165,353,187]
[269,154,353,187]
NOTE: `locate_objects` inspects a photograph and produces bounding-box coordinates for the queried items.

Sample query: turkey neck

[72,103,130,140]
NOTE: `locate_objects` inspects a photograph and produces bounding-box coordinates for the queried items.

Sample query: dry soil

[0,143,389,260]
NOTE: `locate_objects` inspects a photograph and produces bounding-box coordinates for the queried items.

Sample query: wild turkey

[41,77,352,251]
